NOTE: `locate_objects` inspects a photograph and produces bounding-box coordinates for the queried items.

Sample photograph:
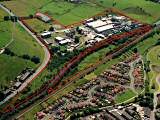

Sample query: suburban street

[0,4,51,105]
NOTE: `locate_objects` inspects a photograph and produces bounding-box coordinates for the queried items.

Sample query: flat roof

[55,37,64,41]
[59,39,72,44]
[95,24,114,33]
[86,20,107,28]
[41,32,51,36]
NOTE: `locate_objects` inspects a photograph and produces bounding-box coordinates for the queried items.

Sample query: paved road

[0,4,51,105]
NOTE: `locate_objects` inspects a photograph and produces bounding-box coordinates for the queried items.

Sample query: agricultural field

[24,18,52,33]
[96,0,160,23]
[0,8,44,90]
[0,8,11,48]
[2,0,160,25]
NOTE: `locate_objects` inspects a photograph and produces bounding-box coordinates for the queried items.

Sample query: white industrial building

[55,37,72,45]
[95,24,114,33]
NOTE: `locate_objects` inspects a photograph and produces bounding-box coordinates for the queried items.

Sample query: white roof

[41,32,51,36]
[95,24,114,33]
[14,82,21,87]
[86,20,107,28]
[55,37,64,41]
[59,39,71,44]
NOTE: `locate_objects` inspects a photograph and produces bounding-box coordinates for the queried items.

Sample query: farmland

[0,8,11,48]
[0,8,44,90]
[2,0,160,25]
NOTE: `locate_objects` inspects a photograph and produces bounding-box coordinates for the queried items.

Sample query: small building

[59,39,72,45]
[41,31,51,39]
[14,82,22,89]
[35,13,51,23]
[19,71,31,82]
[3,89,12,97]
[55,37,64,42]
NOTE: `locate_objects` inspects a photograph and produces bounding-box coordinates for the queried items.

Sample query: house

[35,12,51,23]
[14,82,22,89]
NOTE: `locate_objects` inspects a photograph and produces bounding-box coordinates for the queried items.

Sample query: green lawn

[115,89,137,104]
[0,8,44,90]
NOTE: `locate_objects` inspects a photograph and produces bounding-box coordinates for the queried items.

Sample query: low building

[59,39,72,45]
[14,82,22,89]
[41,31,51,39]
[35,12,51,23]
[95,24,114,33]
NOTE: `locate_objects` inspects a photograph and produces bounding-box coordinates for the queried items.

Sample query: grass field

[2,0,160,25]
[25,18,51,33]
[0,8,44,90]
[0,7,12,48]
[96,0,160,23]
[115,89,136,104]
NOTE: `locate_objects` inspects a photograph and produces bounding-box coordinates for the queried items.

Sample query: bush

[31,56,40,64]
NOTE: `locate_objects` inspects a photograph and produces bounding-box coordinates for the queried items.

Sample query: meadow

[0,8,44,90]
[2,0,160,25]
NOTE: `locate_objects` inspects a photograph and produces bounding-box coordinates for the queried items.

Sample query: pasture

[2,0,160,25]
[0,8,44,90]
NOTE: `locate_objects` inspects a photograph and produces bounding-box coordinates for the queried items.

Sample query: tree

[22,54,30,60]
[133,48,138,53]
[49,26,54,31]
[74,36,80,43]
[4,16,10,21]
[51,46,59,53]
[31,56,40,64]
[29,14,33,18]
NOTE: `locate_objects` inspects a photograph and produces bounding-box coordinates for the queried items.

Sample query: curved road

[0,4,51,105]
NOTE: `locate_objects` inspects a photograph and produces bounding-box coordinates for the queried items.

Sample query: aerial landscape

[0,0,160,120]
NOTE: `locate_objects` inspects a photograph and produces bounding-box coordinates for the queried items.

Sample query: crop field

[0,8,44,90]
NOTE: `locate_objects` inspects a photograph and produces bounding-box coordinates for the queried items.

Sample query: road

[0,4,51,105]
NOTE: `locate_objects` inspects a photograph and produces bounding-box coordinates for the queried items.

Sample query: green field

[2,0,160,25]
[96,0,160,23]
[25,18,51,33]
[0,8,12,48]
[115,89,137,104]
[0,8,44,90]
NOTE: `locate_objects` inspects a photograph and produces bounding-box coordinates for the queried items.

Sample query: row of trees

[3,48,40,64]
